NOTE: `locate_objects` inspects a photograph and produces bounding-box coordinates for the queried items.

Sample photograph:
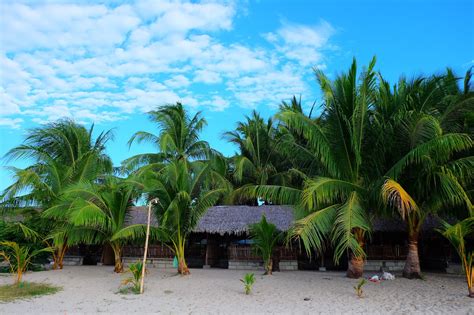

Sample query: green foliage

[240,273,256,295]
[127,103,231,274]
[1,120,114,269]
[0,241,53,284]
[123,102,215,172]
[353,278,367,298]
[43,175,151,272]
[224,111,291,204]
[121,261,145,294]
[248,215,282,275]
[0,282,61,302]
[248,58,378,265]
[437,217,473,296]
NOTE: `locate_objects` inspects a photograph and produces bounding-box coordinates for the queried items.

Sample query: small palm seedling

[240,273,256,295]
[248,215,282,275]
[0,241,53,284]
[354,278,367,298]
[121,261,145,294]
[437,218,473,298]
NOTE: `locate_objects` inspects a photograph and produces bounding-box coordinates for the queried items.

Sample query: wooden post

[140,198,158,294]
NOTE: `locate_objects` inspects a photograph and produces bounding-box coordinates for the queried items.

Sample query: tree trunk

[264,258,273,275]
[15,269,23,284]
[112,245,123,273]
[347,254,364,279]
[58,245,67,269]
[178,257,190,275]
[53,245,67,270]
[403,232,422,279]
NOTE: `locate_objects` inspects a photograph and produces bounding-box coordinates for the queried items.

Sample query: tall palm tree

[126,103,230,275]
[377,71,474,278]
[123,103,213,171]
[44,176,149,273]
[137,159,229,275]
[1,120,113,269]
[250,58,378,278]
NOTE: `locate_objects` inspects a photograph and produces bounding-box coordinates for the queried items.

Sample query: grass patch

[0,282,61,302]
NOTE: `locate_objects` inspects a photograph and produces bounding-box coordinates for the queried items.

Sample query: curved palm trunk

[111,244,123,273]
[264,258,273,275]
[53,244,68,270]
[347,232,365,279]
[403,231,422,279]
[463,253,473,298]
[178,257,190,275]
[347,254,364,279]
[176,238,190,275]
[15,268,23,284]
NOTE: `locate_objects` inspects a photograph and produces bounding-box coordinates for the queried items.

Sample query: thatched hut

[63,205,455,272]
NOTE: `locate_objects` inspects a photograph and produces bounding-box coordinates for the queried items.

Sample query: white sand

[0,266,472,314]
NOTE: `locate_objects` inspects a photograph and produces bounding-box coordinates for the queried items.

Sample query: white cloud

[202,95,230,111]
[0,117,24,129]
[165,75,191,89]
[265,20,336,66]
[193,69,222,84]
[0,1,336,127]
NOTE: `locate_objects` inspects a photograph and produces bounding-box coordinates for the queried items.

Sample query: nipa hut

[66,205,458,273]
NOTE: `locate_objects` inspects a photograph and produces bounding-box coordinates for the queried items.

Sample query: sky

[0,0,473,191]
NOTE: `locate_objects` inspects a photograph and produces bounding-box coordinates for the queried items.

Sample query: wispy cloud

[0,1,336,128]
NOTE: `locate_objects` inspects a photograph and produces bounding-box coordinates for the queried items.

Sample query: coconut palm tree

[123,103,214,171]
[136,159,229,275]
[248,215,282,275]
[380,136,473,278]
[249,58,378,278]
[1,120,113,269]
[43,176,150,273]
[377,71,474,278]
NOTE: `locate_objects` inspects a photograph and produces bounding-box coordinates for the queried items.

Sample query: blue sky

[0,0,473,190]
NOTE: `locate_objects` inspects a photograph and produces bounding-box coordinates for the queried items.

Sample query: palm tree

[0,241,53,284]
[438,217,474,298]
[136,159,229,275]
[1,120,113,269]
[224,111,290,204]
[123,103,213,171]
[249,58,378,278]
[43,176,149,273]
[248,215,282,275]
[377,72,474,278]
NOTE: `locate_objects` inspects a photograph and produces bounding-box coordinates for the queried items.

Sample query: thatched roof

[372,214,448,233]
[195,205,294,235]
[128,205,446,236]
[128,205,293,236]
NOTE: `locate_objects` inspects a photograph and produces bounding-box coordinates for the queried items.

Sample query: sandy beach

[0,266,471,314]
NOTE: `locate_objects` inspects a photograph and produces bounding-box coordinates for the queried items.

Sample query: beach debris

[303,297,311,301]
[369,275,380,282]
[382,272,395,280]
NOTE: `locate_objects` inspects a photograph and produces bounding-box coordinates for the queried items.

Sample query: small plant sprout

[354,278,367,298]
[121,261,145,294]
[240,273,256,295]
